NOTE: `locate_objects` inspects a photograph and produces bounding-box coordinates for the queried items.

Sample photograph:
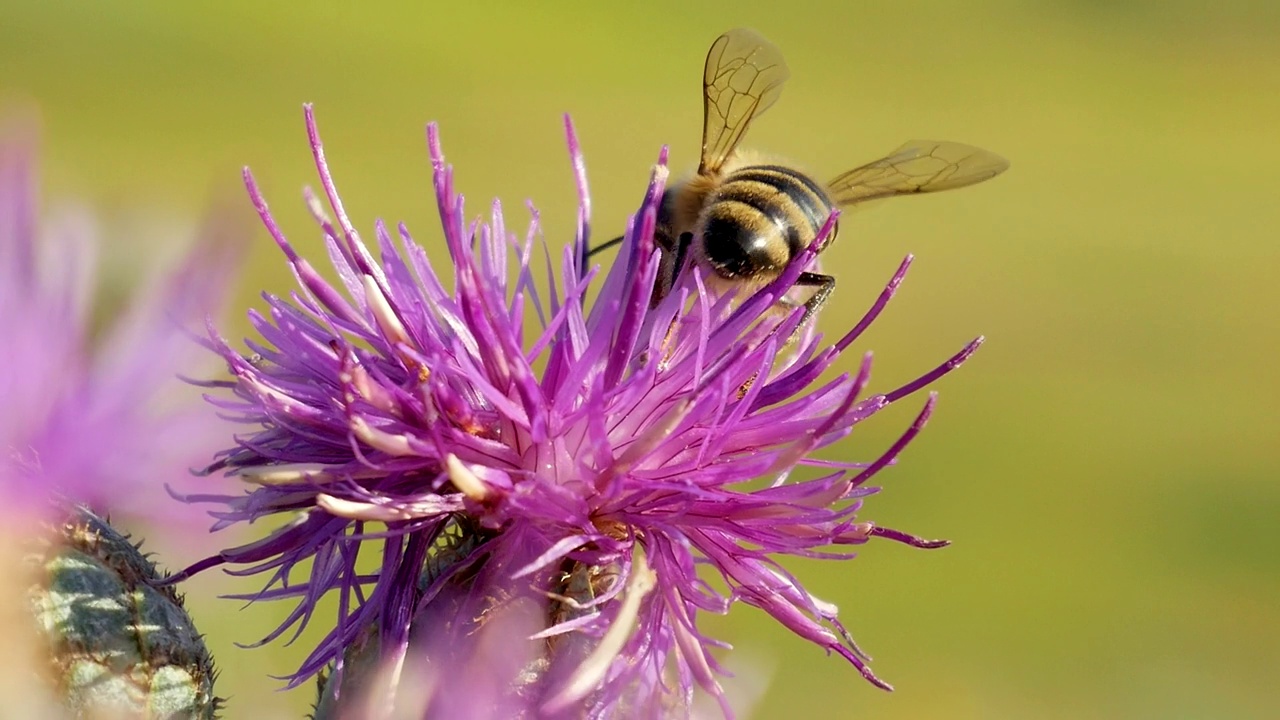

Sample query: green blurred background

[4,1,1278,718]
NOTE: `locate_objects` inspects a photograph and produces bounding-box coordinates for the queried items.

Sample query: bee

[586,27,1009,332]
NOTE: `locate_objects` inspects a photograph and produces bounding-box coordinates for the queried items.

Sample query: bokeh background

[3,1,1278,718]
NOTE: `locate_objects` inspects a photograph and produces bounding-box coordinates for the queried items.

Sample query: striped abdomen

[697,164,835,281]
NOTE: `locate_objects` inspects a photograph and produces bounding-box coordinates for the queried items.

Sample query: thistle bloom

[181,104,979,718]
[0,120,242,534]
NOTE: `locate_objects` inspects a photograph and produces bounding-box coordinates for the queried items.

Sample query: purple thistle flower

[0,117,244,536]
[180,104,980,718]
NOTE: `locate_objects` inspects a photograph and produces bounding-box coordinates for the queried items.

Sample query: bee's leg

[671,231,694,278]
[792,271,836,334]
[580,235,625,278]
[648,230,693,310]
[738,271,835,399]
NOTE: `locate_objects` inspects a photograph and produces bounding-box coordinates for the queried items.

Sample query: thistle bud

[30,506,219,719]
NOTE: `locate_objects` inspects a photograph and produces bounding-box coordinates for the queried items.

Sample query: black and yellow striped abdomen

[697,164,835,281]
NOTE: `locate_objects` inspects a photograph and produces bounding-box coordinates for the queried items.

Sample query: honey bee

[586,27,1009,331]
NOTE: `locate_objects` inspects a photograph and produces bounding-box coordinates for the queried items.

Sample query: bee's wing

[699,28,790,176]
[827,141,1009,206]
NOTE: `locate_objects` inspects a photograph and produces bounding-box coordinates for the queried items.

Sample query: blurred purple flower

[179,104,979,718]
[0,118,244,536]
